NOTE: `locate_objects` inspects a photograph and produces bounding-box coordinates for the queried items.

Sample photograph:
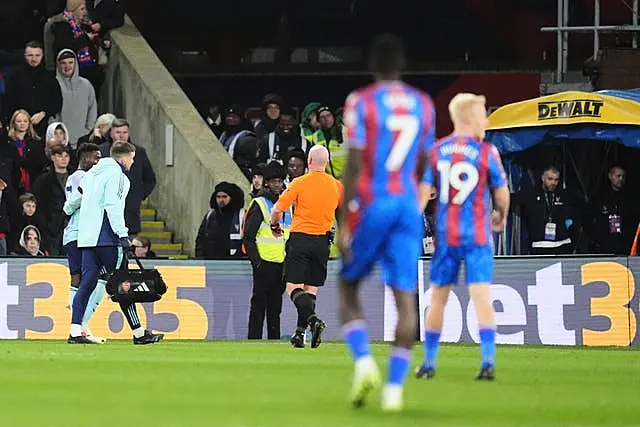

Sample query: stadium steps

[139,200,187,258]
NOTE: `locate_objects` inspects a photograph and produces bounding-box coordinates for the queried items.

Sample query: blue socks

[423,329,442,369]
[479,327,496,368]
[388,347,411,385]
[82,279,106,325]
[343,320,371,360]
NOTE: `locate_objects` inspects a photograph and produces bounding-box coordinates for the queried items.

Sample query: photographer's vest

[312,127,348,179]
[248,197,293,263]
[204,208,244,257]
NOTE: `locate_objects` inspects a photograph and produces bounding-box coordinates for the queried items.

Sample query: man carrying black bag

[242,162,292,339]
[64,141,164,345]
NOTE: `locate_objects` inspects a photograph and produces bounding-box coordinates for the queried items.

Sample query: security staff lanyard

[543,191,557,241]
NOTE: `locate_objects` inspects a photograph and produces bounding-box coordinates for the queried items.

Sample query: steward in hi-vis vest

[242,162,292,340]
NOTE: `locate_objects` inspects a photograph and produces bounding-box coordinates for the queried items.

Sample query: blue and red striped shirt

[343,81,435,206]
[423,135,507,248]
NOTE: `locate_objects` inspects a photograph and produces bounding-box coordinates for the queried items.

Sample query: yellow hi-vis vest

[312,126,348,179]
[252,196,293,263]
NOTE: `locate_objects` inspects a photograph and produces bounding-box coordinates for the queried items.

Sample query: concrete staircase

[140,200,188,259]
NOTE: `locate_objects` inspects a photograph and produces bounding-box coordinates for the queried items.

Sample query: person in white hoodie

[55,49,97,149]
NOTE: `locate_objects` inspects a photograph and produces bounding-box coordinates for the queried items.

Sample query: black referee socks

[291,288,316,331]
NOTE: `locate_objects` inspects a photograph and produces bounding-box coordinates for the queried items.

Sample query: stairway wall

[103,17,250,257]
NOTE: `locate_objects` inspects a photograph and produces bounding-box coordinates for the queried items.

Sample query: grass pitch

[0,341,638,426]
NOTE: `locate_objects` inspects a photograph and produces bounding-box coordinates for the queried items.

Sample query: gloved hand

[328,230,335,245]
[270,222,283,237]
[119,236,132,249]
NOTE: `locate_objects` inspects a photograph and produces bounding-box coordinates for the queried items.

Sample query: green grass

[1,341,639,426]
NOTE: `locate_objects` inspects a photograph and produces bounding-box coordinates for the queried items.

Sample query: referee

[270,145,342,349]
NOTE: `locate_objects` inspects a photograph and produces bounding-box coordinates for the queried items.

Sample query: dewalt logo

[538,99,604,120]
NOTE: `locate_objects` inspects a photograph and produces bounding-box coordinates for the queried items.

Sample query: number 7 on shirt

[384,114,420,172]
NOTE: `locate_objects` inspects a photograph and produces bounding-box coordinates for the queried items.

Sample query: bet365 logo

[419,261,638,346]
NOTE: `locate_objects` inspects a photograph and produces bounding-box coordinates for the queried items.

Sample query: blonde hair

[448,93,486,126]
[8,109,40,141]
[95,113,116,129]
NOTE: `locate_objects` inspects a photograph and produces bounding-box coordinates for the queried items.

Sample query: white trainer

[381,384,403,412]
[349,355,381,408]
[82,326,106,344]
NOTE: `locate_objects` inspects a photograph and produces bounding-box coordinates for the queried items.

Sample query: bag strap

[122,249,146,270]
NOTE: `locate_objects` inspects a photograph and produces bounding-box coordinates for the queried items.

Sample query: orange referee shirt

[275,171,343,235]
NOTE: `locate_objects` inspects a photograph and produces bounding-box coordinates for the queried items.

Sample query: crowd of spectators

[0,0,160,258]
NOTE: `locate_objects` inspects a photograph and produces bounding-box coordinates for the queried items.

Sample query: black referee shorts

[284,232,330,287]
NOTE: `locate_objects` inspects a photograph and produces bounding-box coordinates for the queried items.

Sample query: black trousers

[248,260,285,339]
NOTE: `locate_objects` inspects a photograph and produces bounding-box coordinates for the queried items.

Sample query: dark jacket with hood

[99,138,157,235]
[253,94,283,140]
[2,59,63,132]
[195,182,245,260]
[0,127,47,195]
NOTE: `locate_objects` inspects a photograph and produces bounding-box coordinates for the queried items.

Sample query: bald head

[308,145,329,171]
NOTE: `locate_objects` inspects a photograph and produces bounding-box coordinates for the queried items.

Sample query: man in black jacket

[32,143,71,255]
[195,181,245,259]
[513,166,581,255]
[3,41,63,139]
[98,118,156,236]
[243,162,288,340]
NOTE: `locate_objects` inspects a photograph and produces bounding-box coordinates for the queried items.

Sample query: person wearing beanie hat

[219,104,253,155]
[242,161,291,340]
[311,105,348,179]
[195,181,245,260]
[53,0,105,94]
[254,93,284,140]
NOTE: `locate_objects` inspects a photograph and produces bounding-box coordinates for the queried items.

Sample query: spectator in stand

[262,106,310,164]
[98,118,156,237]
[3,41,63,139]
[0,109,47,195]
[14,193,47,251]
[284,149,306,186]
[254,93,283,140]
[0,178,18,256]
[301,102,321,144]
[512,166,580,255]
[132,235,157,259]
[44,122,77,169]
[233,132,264,181]
[311,106,348,179]
[195,182,245,260]
[250,163,266,198]
[204,103,223,139]
[53,0,107,94]
[76,113,115,147]
[12,225,47,257]
[219,105,253,156]
[55,49,97,148]
[86,0,125,32]
[45,121,70,156]
[33,144,71,255]
[586,165,639,255]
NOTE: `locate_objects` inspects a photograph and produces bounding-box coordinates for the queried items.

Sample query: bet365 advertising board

[0,257,638,346]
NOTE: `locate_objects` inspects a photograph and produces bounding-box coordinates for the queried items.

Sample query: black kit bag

[106,252,167,303]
